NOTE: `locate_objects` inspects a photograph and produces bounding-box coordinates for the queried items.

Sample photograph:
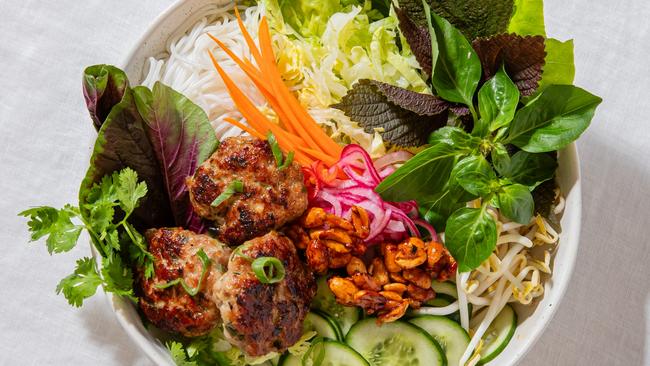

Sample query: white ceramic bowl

[107,1,583,365]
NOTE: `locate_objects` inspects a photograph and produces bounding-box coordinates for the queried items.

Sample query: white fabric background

[0,0,647,365]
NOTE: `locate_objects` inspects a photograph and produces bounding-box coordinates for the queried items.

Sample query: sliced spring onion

[251,256,286,284]
[267,131,283,166]
[211,180,244,207]
[155,248,211,296]
[279,151,295,170]
[268,131,294,169]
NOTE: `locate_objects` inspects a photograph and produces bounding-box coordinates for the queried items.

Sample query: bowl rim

[100,1,584,365]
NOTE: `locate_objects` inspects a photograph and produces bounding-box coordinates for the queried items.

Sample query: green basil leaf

[476,66,520,136]
[495,151,557,187]
[376,143,459,202]
[505,85,602,152]
[508,0,546,36]
[425,7,482,107]
[418,186,466,231]
[428,126,479,151]
[445,207,497,272]
[498,184,535,224]
[451,155,496,196]
[491,143,511,174]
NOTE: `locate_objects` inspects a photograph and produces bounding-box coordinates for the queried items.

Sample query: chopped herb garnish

[251,256,286,284]
[211,180,244,207]
[155,248,211,296]
[267,131,294,169]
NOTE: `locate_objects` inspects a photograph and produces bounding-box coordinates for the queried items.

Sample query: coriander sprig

[19,168,153,307]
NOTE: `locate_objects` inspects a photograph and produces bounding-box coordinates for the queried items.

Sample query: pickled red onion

[303,145,436,243]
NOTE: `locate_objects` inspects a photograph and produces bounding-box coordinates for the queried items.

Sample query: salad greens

[20,65,218,306]
[373,2,602,271]
[20,168,151,306]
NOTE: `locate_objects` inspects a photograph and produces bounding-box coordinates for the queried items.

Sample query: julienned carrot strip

[297,146,338,167]
[208,51,302,149]
[223,117,266,140]
[257,18,327,154]
[208,34,299,136]
[234,7,263,67]
[258,18,343,157]
[207,34,271,95]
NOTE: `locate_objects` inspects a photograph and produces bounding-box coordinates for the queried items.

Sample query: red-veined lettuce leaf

[82,65,129,131]
[133,83,219,232]
[80,66,218,232]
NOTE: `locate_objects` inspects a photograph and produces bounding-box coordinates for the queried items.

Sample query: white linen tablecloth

[0,1,648,365]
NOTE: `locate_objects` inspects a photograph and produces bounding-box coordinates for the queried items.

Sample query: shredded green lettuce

[262,0,429,157]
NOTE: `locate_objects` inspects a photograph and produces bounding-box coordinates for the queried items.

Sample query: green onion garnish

[267,131,294,169]
[267,131,283,167]
[278,151,294,170]
[251,256,285,284]
[211,180,244,207]
[155,248,211,296]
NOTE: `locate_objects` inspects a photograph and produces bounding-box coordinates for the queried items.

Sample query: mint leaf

[445,207,497,272]
[429,0,514,40]
[498,184,534,224]
[56,258,103,307]
[426,8,482,107]
[472,34,546,96]
[476,66,520,135]
[508,0,546,36]
[19,205,83,254]
[376,143,458,202]
[333,79,448,147]
[395,6,433,76]
[505,85,602,152]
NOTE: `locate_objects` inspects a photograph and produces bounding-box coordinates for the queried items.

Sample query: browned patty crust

[136,228,231,337]
[186,136,308,246]
[212,231,316,356]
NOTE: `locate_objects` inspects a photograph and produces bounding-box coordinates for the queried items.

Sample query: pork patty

[136,228,231,337]
[211,231,316,356]
[186,136,308,245]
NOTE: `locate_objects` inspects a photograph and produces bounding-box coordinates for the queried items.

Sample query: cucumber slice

[478,304,517,364]
[408,315,470,366]
[304,311,342,340]
[279,340,369,366]
[425,294,455,307]
[311,276,361,335]
[346,319,447,366]
[431,281,458,298]
[278,353,301,366]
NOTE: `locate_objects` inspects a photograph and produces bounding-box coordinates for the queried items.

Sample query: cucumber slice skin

[304,311,341,340]
[311,276,361,335]
[346,319,447,366]
[478,304,517,365]
[278,353,301,366]
[408,315,470,366]
[431,281,458,298]
[279,340,369,366]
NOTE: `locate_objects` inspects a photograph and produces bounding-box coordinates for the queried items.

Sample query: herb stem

[469,104,479,126]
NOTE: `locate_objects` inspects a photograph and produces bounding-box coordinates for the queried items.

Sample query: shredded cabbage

[262,0,430,157]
